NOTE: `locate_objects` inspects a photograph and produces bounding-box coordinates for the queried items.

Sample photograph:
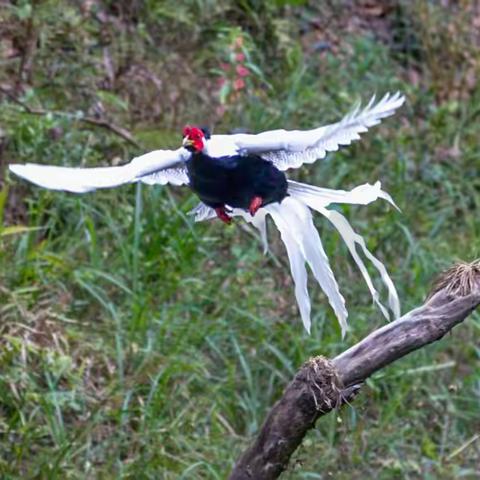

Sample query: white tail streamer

[287,180,400,323]
[189,180,399,335]
[321,209,400,319]
[265,197,348,336]
[265,208,312,332]
[266,198,348,336]
[287,179,399,210]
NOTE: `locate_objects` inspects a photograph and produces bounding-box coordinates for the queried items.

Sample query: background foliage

[0,0,479,478]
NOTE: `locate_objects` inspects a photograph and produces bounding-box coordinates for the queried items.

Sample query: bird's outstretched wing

[8,148,190,193]
[216,92,404,171]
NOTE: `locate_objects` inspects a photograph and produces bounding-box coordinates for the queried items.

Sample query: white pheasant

[9,92,405,336]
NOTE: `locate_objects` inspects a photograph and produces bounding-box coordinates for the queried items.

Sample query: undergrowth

[0,1,479,478]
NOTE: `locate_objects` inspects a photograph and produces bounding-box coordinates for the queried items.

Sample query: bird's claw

[215,207,232,225]
[249,196,263,216]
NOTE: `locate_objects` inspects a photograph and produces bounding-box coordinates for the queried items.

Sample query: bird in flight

[9,92,405,336]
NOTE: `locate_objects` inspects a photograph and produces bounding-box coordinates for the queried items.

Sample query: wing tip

[8,164,25,176]
[387,90,406,108]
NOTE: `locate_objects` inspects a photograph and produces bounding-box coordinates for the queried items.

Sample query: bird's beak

[182,137,193,148]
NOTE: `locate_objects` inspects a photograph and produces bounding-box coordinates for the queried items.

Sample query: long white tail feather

[188,178,399,335]
[267,198,348,336]
[248,210,269,255]
[288,180,400,320]
[287,180,399,210]
[322,208,400,319]
[264,207,312,332]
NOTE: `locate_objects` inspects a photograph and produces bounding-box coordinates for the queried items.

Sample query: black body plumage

[186,152,288,209]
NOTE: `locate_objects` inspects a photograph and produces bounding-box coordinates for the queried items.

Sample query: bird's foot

[215,206,232,225]
[249,196,263,216]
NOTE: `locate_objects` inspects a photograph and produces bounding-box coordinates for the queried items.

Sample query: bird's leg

[249,196,263,216]
[215,206,232,224]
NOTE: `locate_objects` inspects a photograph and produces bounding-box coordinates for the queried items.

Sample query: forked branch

[230,261,480,479]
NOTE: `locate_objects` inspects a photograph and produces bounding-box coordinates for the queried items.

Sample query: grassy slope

[0,1,479,479]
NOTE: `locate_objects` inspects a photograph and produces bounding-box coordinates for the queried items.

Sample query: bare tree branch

[16,12,37,88]
[0,86,141,149]
[230,261,480,480]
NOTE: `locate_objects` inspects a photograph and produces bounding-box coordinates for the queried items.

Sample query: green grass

[0,1,479,478]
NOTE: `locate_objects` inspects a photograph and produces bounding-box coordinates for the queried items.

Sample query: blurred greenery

[0,0,479,478]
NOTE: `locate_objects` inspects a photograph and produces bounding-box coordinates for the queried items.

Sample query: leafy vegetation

[0,1,479,478]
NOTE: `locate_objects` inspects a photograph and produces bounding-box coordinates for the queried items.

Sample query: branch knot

[297,356,342,413]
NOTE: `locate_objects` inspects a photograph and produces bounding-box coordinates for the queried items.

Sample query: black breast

[186,152,288,210]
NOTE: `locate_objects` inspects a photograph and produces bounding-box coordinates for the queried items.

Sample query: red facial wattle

[183,125,205,152]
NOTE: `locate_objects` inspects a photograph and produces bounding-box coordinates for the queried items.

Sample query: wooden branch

[0,86,141,148]
[230,261,480,480]
[17,10,38,87]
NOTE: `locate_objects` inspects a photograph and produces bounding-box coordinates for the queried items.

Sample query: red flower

[236,65,249,77]
[235,52,245,62]
[233,78,245,91]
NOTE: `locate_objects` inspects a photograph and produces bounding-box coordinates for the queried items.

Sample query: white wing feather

[9,148,190,193]
[216,92,404,171]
